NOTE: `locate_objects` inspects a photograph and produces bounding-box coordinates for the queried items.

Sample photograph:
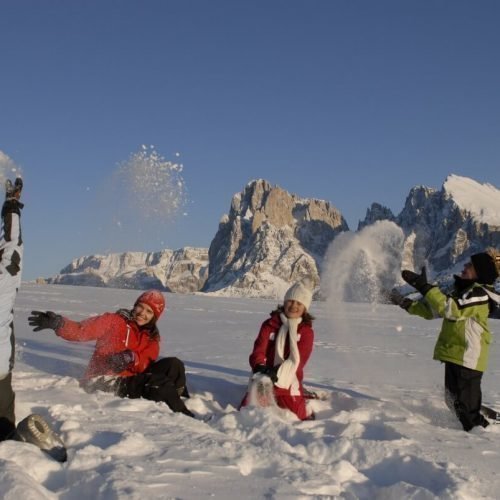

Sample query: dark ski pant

[116,357,193,417]
[0,319,16,441]
[444,362,489,431]
[0,373,16,441]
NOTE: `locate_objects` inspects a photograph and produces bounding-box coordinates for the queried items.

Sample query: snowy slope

[2,284,500,499]
[443,174,500,226]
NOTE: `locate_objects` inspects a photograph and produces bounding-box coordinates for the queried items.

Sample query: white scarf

[274,313,301,395]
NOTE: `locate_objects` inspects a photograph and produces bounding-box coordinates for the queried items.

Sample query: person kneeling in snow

[241,279,316,420]
[392,248,500,431]
[28,290,194,418]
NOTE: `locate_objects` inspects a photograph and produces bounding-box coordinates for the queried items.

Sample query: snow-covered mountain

[48,175,499,296]
[48,247,208,293]
[203,179,348,298]
[358,174,500,280]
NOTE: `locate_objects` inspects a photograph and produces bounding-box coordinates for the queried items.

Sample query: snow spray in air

[94,145,188,251]
[113,145,187,221]
[321,221,405,378]
[98,145,187,242]
[322,220,405,305]
[0,151,22,186]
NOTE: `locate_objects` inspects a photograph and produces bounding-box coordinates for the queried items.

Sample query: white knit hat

[284,279,313,311]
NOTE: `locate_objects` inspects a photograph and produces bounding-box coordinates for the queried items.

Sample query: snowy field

[2,283,500,499]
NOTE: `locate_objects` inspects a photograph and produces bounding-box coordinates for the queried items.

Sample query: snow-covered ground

[2,283,500,499]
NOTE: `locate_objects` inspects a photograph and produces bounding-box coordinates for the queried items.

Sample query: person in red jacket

[28,290,194,417]
[241,279,315,420]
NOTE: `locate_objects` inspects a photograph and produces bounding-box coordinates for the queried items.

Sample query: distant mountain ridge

[48,247,208,293]
[47,175,500,296]
[358,174,500,279]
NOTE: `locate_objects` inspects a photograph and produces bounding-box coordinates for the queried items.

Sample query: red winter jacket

[56,312,160,380]
[249,312,314,393]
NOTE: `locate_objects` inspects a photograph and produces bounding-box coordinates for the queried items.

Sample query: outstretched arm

[29,311,117,343]
[249,321,272,370]
[423,286,490,321]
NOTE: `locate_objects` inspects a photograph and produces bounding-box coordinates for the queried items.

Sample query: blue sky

[1,0,499,280]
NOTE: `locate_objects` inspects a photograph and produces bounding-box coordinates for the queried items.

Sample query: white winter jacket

[0,199,23,378]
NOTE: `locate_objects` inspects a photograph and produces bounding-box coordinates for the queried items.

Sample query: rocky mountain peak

[204,179,349,298]
[359,175,500,278]
[358,203,395,230]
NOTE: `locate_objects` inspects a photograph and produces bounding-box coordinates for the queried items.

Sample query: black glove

[104,350,135,373]
[490,304,500,320]
[389,288,413,310]
[5,177,23,200]
[268,364,280,383]
[401,267,433,295]
[253,364,279,383]
[28,311,63,332]
[253,364,269,375]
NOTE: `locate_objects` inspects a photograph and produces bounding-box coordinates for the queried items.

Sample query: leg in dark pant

[444,362,488,431]
[0,321,16,441]
[147,357,188,396]
[0,373,16,441]
[117,357,193,416]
